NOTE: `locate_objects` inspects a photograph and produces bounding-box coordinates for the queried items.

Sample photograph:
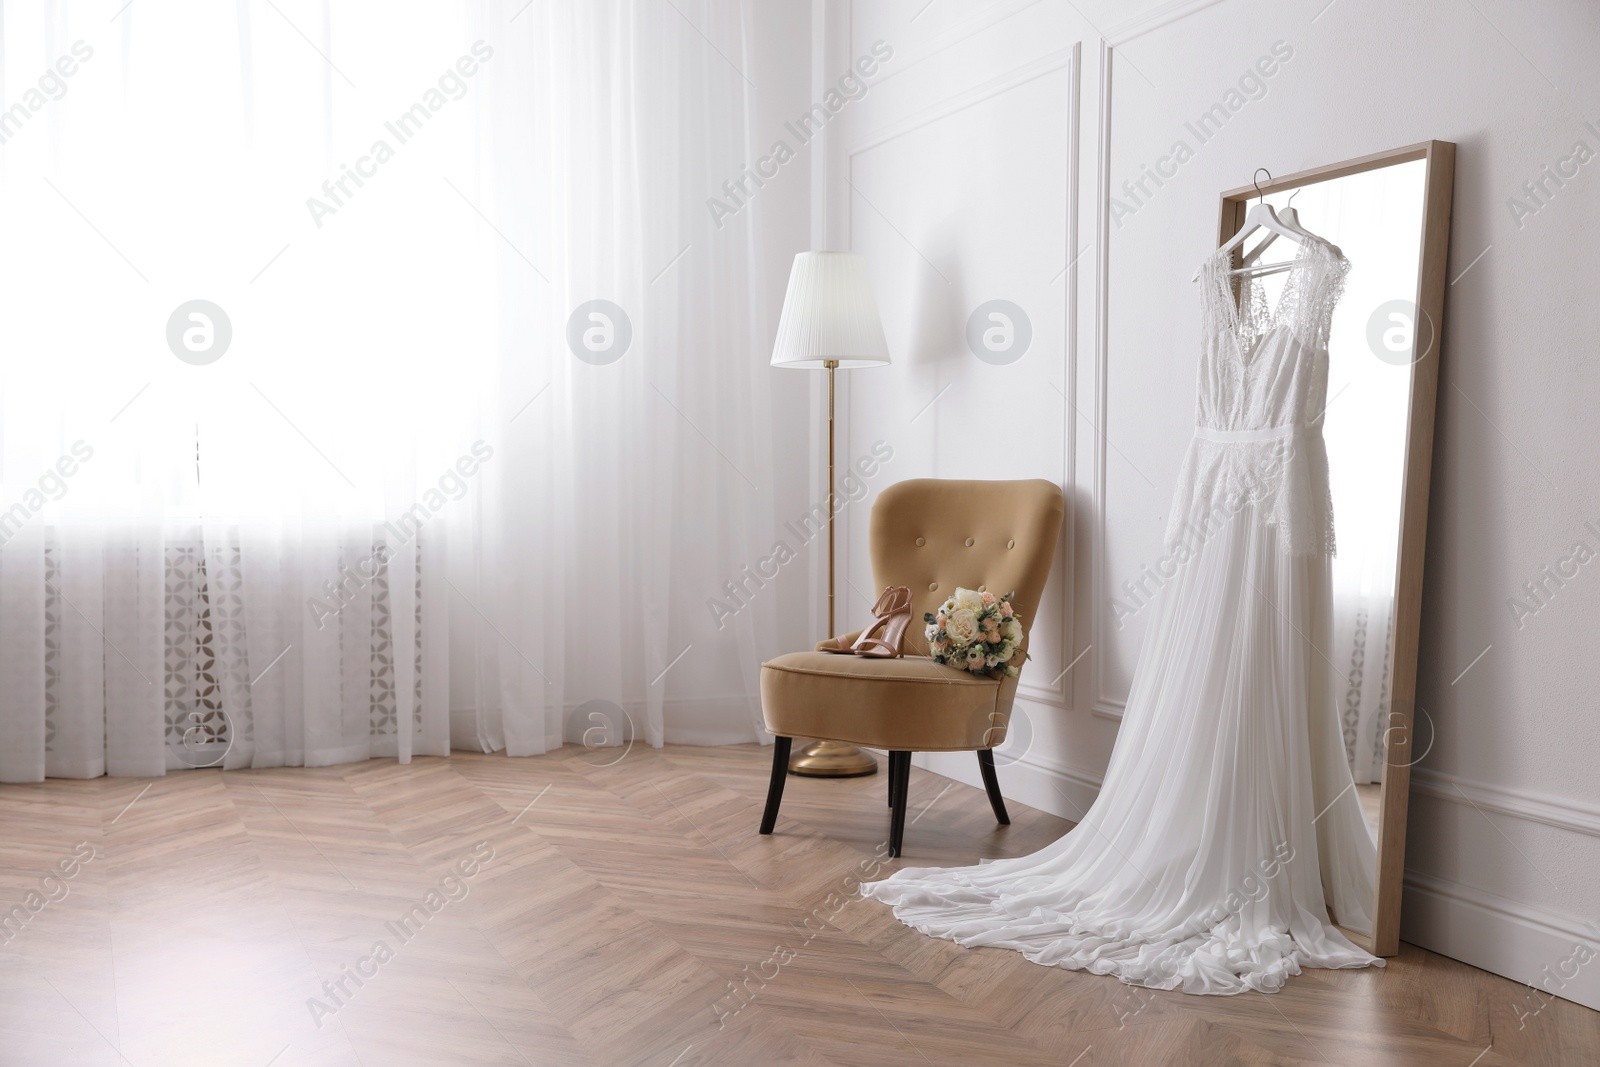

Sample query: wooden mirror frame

[1214,140,1456,956]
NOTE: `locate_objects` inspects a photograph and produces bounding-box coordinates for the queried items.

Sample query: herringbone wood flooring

[1,746,1594,1066]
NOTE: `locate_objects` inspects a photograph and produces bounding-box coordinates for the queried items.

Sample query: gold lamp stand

[788,360,879,778]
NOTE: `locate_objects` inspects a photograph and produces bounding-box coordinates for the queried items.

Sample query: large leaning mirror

[1211,141,1455,955]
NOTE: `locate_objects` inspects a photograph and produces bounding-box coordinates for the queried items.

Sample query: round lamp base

[788,740,879,778]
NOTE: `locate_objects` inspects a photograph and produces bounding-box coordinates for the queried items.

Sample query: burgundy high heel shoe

[818,585,913,658]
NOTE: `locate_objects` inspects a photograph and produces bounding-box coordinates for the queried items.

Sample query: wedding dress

[861,235,1382,995]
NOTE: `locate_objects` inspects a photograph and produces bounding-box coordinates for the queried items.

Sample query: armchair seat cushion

[760,652,1010,752]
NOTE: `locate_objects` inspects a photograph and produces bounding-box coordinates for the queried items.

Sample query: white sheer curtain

[454,0,778,757]
[0,1,777,782]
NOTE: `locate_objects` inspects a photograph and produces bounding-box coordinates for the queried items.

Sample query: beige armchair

[758,478,1064,856]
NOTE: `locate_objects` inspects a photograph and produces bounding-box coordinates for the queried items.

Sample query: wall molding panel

[1088,40,1127,722]
[1411,767,1600,841]
[849,46,1075,158]
[865,0,1051,91]
[1103,0,1228,45]
[1019,37,1081,709]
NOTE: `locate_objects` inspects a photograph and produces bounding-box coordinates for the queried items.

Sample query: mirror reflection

[1242,159,1428,932]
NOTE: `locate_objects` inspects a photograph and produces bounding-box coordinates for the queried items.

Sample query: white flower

[1002,619,1023,642]
[954,588,983,613]
[964,646,986,668]
[997,640,1015,663]
[945,608,979,645]
[942,598,958,615]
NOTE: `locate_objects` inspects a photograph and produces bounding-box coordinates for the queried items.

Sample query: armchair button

[1007,539,1016,549]
[964,537,975,547]
[915,537,926,547]
[928,582,938,591]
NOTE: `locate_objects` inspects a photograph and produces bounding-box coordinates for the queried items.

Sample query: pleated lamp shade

[770,251,891,369]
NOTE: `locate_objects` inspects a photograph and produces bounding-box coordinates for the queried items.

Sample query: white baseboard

[912,748,1102,825]
[1403,870,1600,1012]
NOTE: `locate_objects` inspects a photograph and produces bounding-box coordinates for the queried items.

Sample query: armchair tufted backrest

[869,479,1064,660]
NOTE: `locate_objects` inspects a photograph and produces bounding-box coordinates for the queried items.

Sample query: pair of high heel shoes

[819,585,913,658]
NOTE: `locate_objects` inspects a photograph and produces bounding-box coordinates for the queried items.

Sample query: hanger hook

[1253,167,1272,203]
[1285,186,1301,209]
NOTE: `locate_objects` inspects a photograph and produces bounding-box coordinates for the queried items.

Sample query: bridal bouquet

[925,588,1026,678]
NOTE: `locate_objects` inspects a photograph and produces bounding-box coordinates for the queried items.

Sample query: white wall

[820,0,1111,824]
[819,0,1600,1009]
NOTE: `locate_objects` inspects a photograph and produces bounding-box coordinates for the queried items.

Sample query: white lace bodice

[1164,236,1351,556]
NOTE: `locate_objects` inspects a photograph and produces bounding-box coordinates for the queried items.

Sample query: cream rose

[945,608,979,645]
[954,588,983,613]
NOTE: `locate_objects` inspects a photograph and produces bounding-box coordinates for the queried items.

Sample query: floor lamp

[770,251,890,778]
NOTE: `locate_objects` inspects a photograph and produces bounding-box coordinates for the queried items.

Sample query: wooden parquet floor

[1,745,1595,1066]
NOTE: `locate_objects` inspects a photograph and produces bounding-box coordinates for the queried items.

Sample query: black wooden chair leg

[888,751,911,857]
[886,749,897,807]
[977,748,1010,825]
[759,737,793,835]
